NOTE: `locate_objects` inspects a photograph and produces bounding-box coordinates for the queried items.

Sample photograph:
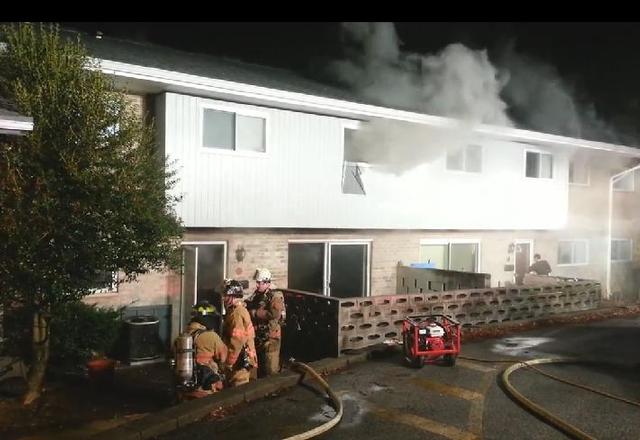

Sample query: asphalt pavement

[157,316,640,440]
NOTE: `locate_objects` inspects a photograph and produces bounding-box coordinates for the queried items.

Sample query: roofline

[94,58,640,158]
[0,117,33,132]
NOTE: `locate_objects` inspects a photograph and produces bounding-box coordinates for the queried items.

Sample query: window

[342,162,366,195]
[611,239,632,262]
[202,108,265,152]
[525,151,553,178]
[90,270,117,293]
[288,240,371,297]
[557,240,588,265]
[569,160,590,185]
[613,173,634,192]
[419,240,480,272]
[342,126,367,195]
[446,145,482,173]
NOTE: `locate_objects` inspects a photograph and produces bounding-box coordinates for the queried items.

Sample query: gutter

[93,58,640,158]
[606,163,640,298]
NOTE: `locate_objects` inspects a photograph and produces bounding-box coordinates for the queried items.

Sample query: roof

[65,30,640,158]
[72,31,371,107]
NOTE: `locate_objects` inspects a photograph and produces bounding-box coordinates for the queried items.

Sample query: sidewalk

[88,301,640,440]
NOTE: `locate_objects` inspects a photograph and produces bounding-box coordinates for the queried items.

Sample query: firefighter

[247,268,286,377]
[221,279,257,387]
[177,301,227,397]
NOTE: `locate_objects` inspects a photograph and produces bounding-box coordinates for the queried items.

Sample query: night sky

[61,22,640,143]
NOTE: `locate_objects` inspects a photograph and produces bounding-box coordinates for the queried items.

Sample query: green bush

[49,302,123,366]
[1,301,123,366]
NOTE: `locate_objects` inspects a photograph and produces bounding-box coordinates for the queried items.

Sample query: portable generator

[401,314,461,368]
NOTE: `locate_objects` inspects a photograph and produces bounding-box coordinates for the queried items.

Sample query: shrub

[49,302,123,366]
[2,301,123,366]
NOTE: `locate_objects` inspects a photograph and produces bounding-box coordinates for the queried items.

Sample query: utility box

[122,315,163,363]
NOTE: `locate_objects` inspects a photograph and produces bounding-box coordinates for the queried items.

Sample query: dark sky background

[61,22,640,143]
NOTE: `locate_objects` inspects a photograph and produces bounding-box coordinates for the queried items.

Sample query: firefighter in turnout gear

[247,268,286,377]
[173,301,227,399]
[222,279,257,387]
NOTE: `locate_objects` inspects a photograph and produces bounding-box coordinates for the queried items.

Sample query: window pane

[558,242,573,264]
[236,114,265,152]
[614,173,634,191]
[419,244,448,270]
[447,149,464,171]
[91,270,114,290]
[343,163,366,195]
[526,152,539,177]
[203,109,234,149]
[330,244,368,298]
[465,145,482,173]
[540,153,553,178]
[344,128,359,162]
[574,241,587,264]
[612,240,632,261]
[288,243,325,295]
[450,243,478,272]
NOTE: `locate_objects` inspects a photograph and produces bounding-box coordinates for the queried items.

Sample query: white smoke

[325,23,630,175]
[329,22,512,126]
[327,22,512,174]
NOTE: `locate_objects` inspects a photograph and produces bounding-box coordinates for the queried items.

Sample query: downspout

[606,163,640,299]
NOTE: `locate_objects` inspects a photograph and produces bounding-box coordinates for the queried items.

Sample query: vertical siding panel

[163,92,569,230]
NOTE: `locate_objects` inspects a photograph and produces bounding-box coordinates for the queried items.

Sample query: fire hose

[459,355,640,440]
[282,360,343,440]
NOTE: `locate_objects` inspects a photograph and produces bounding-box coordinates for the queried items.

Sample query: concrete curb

[90,304,639,439]
[89,351,370,440]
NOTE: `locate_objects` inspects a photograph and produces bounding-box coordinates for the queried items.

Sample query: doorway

[514,240,533,285]
[181,242,227,330]
[288,240,370,297]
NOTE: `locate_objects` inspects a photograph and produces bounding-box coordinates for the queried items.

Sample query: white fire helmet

[254,268,272,283]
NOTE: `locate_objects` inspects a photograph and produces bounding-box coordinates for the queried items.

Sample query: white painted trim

[342,120,362,130]
[556,239,589,266]
[288,238,373,243]
[95,58,640,158]
[523,149,554,180]
[182,240,228,245]
[198,99,269,156]
[0,118,33,131]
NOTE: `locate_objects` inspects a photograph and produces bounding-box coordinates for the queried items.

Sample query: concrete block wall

[396,265,491,294]
[337,279,600,353]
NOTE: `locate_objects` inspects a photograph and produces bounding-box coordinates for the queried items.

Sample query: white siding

[162,92,570,230]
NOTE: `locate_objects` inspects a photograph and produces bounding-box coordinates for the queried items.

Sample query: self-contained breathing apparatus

[173,301,224,392]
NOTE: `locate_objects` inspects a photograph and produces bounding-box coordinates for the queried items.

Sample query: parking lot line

[372,404,479,440]
[411,378,484,401]
[468,373,494,438]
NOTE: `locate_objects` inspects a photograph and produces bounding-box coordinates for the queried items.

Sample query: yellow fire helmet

[192,301,218,316]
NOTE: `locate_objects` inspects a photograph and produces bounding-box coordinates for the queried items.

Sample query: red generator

[401,314,461,368]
